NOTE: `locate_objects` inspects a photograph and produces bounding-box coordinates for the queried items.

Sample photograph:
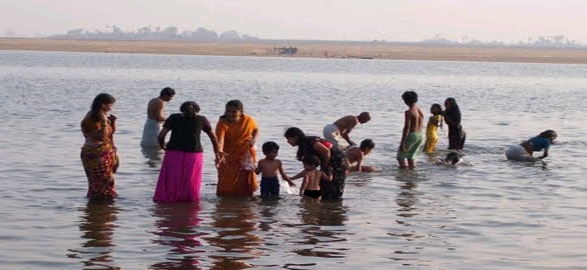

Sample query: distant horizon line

[1,36,586,50]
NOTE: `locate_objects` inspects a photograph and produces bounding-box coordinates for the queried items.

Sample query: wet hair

[89,93,116,121]
[262,141,280,154]
[443,97,462,125]
[284,127,320,161]
[160,87,176,97]
[284,127,305,145]
[180,101,200,118]
[431,103,442,113]
[359,139,375,150]
[445,152,460,165]
[539,130,557,141]
[444,97,459,110]
[303,154,321,167]
[402,91,418,105]
[226,99,244,112]
[358,112,371,123]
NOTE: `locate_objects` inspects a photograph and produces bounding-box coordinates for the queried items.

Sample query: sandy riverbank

[2,38,587,64]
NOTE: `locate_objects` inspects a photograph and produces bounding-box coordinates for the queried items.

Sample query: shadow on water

[202,197,262,270]
[69,201,120,269]
[150,202,204,270]
[141,145,163,169]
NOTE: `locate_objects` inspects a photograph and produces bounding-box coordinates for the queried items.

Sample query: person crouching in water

[345,139,376,172]
[505,130,557,162]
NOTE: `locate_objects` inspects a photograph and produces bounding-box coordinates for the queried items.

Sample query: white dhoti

[323,123,345,149]
[140,118,162,147]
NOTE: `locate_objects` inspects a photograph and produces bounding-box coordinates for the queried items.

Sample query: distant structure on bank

[276,47,298,55]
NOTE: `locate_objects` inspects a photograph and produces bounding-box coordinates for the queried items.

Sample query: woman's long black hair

[89,93,115,121]
[284,127,319,161]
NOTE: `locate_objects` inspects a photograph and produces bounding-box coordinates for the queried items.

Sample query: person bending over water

[141,87,175,147]
[506,130,557,162]
[323,112,371,150]
[345,139,376,172]
[285,127,348,200]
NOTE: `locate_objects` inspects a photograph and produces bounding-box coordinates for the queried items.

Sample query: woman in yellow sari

[80,93,119,200]
[215,100,259,196]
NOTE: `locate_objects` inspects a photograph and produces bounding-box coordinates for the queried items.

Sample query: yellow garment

[215,114,259,196]
[424,115,442,153]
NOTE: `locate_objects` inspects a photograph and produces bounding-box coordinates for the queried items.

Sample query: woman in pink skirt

[154,101,224,202]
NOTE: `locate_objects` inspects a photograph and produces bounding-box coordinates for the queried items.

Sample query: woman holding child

[215,100,260,196]
[284,127,349,200]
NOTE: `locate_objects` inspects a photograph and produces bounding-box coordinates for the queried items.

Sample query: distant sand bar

[2,38,587,64]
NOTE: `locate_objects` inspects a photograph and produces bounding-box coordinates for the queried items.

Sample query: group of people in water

[80,88,557,202]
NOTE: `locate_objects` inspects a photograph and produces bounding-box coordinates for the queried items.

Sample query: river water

[1,50,586,269]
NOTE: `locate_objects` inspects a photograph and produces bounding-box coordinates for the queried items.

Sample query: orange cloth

[215,114,259,196]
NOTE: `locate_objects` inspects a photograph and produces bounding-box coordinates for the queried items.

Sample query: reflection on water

[395,179,419,218]
[150,203,204,269]
[293,199,349,260]
[141,146,163,168]
[203,198,262,269]
[388,171,425,264]
[4,51,587,269]
[70,201,120,269]
[298,199,347,226]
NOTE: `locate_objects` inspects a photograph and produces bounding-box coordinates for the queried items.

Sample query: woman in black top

[284,127,348,200]
[153,101,223,202]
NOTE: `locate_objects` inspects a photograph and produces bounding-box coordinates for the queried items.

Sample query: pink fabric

[154,150,203,202]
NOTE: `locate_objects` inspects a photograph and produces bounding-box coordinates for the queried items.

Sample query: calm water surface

[1,50,587,269]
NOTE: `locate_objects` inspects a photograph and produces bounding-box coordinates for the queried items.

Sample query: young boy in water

[345,139,376,172]
[255,141,294,197]
[423,103,443,153]
[397,91,424,169]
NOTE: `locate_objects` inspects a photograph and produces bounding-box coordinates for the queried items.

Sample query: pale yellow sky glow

[2,0,587,43]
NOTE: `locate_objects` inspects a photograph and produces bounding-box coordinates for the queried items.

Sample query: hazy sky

[2,0,587,42]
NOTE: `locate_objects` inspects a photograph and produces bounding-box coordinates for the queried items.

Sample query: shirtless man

[323,112,370,149]
[397,91,424,169]
[140,87,175,147]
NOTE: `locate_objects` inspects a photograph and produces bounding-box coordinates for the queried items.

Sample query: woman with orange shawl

[80,93,119,200]
[215,100,259,196]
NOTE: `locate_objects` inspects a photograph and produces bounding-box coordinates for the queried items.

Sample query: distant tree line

[49,25,260,42]
[409,33,587,48]
[42,26,587,48]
